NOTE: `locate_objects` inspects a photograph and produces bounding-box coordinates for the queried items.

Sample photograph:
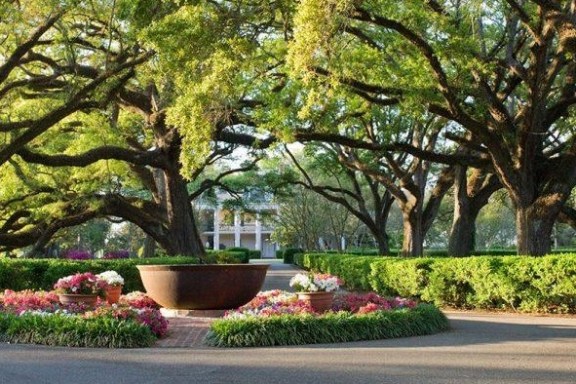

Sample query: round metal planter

[136,264,269,310]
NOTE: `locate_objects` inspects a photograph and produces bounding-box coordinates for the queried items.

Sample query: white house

[197,195,279,258]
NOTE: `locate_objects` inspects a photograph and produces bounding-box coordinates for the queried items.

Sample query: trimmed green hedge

[0,256,202,292]
[248,250,261,259]
[0,251,253,292]
[294,253,576,313]
[225,247,251,263]
[0,313,156,348]
[283,248,303,264]
[205,304,448,347]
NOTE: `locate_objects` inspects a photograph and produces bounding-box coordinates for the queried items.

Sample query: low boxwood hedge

[225,247,251,263]
[0,256,203,292]
[0,313,156,348]
[282,248,303,264]
[0,252,249,292]
[294,253,576,313]
[205,304,449,347]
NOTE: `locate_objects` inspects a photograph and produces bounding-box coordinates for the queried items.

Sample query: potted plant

[97,270,125,304]
[289,273,343,313]
[53,272,108,306]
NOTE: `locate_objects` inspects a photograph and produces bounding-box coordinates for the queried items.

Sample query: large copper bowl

[136,264,269,310]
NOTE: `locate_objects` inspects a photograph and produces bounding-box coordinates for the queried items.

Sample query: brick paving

[154,317,215,348]
[154,260,301,348]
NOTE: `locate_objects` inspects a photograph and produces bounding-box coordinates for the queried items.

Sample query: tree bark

[142,235,156,258]
[515,203,556,256]
[448,202,477,257]
[159,168,205,256]
[401,209,424,257]
[448,166,501,256]
[371,224,390,255]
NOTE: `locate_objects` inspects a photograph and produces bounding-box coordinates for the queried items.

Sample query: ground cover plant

[205,290,449,347]
[0,290,167,348]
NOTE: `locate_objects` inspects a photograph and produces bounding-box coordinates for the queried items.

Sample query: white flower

[96,270,125,286]
[289,273,341,292]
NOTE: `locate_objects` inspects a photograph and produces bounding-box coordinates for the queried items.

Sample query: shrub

[0,256,199,292]
[206,304,448,347]
[64,249,92,260]
[103,250,130,259]
[205,250,246,264]
[283,248,303,264]
[344,248,381,256]
[248,250,261,259]
[294,253,576,313]
[225,247,251,263]
[275,249,284,259]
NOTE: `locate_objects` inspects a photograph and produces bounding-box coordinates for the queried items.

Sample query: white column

[213,209,220,250]
[341,236,346,251]
[234,211,241,247]
[255,213,262,251]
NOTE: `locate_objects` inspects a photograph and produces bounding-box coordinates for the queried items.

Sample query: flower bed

[0,289,167,348]
[205,290,449,347]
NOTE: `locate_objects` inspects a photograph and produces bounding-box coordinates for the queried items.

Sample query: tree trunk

[448,166,476,256]
[515,205,555,256]
[448,204,477,257]
[509,164,571,256]
[160,169,206,257]
[400,210,424,257]
[142,235,156,258]
[374,229,390,255]
[449,166,501,256]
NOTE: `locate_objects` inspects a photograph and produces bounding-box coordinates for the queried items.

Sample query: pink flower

[358,302,380,314]
[53,272,108,296]
[332,292,416,314]
[119,291,159,309]
[0,290,60,313]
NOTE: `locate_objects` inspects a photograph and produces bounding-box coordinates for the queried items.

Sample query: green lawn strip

[205,304,449,347]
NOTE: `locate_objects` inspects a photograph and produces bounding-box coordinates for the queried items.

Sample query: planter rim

[136,264,270,272]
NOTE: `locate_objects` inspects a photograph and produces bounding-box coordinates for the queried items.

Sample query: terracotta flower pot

[297,291,335,313]
[58,293,98,307]
[136,264,269,310]
[105,285,122,304]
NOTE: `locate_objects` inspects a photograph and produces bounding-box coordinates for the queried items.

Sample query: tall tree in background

[330,115,456,256]
[289,0,576,255]
[285,143,394,254]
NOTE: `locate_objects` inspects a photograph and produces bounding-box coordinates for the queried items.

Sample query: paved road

[2,312,576,383]
[1,260,575,383]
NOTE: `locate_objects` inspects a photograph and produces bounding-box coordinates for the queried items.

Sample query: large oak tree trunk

[373,228,391,255]
[142,235,156,258]
[510,166,571,255]
[398,166,454,257]
[448,167,500,256]
[448,202,477,257]
[156,168,205,257]
[401,211,423,257]
[366,190,394,255]
[515,204,555,256]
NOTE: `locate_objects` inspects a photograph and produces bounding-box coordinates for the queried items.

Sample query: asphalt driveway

[1,312,575,384]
